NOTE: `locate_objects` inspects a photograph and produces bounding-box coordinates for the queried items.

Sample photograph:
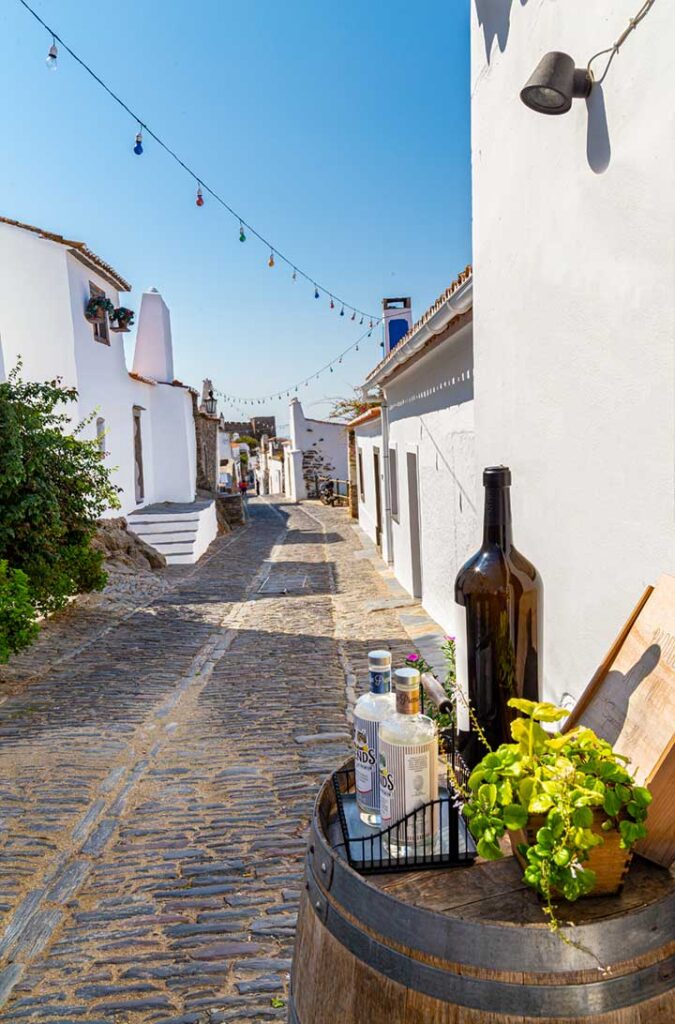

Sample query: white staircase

[128,499,218,565]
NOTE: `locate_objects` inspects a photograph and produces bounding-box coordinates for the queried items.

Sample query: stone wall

[193,395,220,492]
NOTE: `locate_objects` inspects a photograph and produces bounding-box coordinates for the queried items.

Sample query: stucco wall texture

[471,0,675,705]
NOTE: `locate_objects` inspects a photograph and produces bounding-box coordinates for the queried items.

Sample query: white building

[283,397,349,501]
[470,0,675,705]
[0,216,217,563]
[353,273,475,637]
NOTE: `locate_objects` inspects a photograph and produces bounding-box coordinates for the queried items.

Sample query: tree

[236,434,259,449]
[0,368,120,660]
[328,388,380,422]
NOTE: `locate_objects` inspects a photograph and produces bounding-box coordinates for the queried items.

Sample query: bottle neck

[483,485,513,547]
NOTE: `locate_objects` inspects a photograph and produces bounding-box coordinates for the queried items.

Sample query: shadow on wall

[475,0,529,63]
[593,644,660,747]
[586,84,611,173]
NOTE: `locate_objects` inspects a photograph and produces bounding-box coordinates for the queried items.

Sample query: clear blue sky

[1,0,471,429]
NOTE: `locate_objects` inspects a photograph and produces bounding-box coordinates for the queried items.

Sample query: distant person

[238,479,248,498]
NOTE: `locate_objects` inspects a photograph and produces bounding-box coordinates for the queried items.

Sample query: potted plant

[462,698,652,930]
[109,307,135,333]
[84,296,115,322]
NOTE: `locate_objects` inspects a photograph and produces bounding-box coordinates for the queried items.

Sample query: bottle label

[354,714,380,813]
[379,738,438,842]
[396,687,420,715]
[370,668,391,695]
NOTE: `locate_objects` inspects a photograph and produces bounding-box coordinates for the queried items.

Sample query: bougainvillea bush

[0,367,120,661]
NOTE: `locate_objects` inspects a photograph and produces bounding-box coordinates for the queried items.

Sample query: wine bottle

[454,466,542,767]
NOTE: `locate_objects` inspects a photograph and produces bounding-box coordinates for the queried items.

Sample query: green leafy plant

[110,306,135,326]
[0,561,39,662]
[0,367,120,660]
[462,698,652,931]
[84,296,115,320]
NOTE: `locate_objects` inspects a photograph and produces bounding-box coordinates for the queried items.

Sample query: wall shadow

[586,84,611,174]
[475,0,528,63]
[595,644,660,746]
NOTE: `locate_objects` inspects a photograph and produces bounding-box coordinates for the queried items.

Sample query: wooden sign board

[566,574,675,867]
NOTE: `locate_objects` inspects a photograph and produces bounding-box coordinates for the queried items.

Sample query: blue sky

[1,0,471,429]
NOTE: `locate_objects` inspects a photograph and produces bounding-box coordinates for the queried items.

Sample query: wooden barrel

[289,766,675,1023]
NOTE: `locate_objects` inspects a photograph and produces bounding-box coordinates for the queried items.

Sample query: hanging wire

[214,320,379,407]
[16,0,379,323]
[587,0,657,85]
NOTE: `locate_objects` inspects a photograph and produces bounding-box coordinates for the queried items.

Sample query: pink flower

[444,635,456,644]
[406,653,419,662]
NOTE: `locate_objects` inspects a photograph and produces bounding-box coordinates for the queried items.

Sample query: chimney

[132,288,174,383]
[382,297,413,355]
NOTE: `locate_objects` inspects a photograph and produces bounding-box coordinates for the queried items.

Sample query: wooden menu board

[566,574,675,867]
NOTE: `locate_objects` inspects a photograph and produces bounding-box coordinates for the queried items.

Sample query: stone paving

[0,498,442,1023]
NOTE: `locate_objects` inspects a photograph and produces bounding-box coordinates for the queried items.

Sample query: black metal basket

[332,732,476,875]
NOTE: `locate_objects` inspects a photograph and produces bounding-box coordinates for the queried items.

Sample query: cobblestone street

[0,499,436,1024]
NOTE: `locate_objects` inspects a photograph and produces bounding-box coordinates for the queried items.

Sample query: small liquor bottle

[379,667,438,857]
[354,650,395,825]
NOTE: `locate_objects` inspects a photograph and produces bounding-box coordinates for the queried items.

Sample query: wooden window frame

[389,446,399,522]
[89,282,110,346]
[358,449,365,502]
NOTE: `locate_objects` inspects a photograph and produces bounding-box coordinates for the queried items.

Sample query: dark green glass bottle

[454,466,542,767]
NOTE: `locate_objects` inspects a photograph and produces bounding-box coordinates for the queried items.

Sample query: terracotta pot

[85,308,106,322]
[110,323,130,333]
[510,809,633,897]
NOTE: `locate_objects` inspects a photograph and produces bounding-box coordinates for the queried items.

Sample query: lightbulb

[351,311,356,321]
[239,223,246,242]
[314,286,319,299]
[340,306,345,317]
[196,185,204,207]
[330,297,335,309]
[268,251,275,267]
[359,317,364,325]
[46,41,58,70]
[133,131,143,155]
[292,268,297,280]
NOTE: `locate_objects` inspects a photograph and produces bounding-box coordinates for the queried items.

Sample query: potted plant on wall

[84,296,115,322]
[109,307,135,333]
[461,698,652,932]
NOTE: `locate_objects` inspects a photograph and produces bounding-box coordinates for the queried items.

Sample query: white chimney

[132,288,174,383]
[382,297,413,355]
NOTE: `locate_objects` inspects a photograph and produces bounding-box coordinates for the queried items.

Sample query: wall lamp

[204,389,217,415]
[520,52,593,115]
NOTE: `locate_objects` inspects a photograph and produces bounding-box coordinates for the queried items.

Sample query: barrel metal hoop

[305,859,675,1017]
[288,993,301,1024]
[322,833,675,974]
[309,819,334,891]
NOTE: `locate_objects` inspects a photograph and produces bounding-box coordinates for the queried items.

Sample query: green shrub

[0,560,39,662]
[0,367,120,654]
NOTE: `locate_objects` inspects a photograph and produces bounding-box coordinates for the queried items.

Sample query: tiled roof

[366,264,472,383]
[347,406,382,428]
[0,216,131,292]
[128,371,156,386]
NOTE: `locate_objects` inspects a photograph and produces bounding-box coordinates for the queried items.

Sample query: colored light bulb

[239,223,246,242]
[196,185,204,207]
[292,269,297,280]
[133,131,143,155]
[340,306,345,317]
[330,298,335,309]
[314,286,319,299]
[46,41,58,70]
[351,311,356,321]
[268,251,275,267]
[359,317,364,325]
[330,366,334,373]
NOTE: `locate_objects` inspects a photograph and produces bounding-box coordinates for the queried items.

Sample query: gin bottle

[353,650,395,825]
[379,667,438,857]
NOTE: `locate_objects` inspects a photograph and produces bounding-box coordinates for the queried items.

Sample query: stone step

[129,520,200,536]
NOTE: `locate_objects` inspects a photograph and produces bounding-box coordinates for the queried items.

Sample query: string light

[268,250,275,268]
[196,184,204,207]
[292,268,297,280]
[351,311,356,321]
[133,128,143,155]
[330,297,335,310]
[239,223,246,242]
[18,0,380,327]
[45,38,57,70]
[314,286,320,299]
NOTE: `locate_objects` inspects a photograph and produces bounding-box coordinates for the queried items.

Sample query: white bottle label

[379,737,438,842]
[354,714,380,813]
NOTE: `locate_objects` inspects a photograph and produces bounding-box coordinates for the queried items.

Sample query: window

[132,406,144,503]
[89,282,110,345]
[358,449,365,501]
[389,447,399,521]
[96,416,106,456]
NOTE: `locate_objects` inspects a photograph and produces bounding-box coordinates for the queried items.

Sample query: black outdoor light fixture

[520,51,593,114]
[204,389,217,415]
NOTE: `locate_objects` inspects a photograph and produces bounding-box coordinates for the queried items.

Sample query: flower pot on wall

[85,308,106,323]
[110,323,130,333]
[510,809,633,897]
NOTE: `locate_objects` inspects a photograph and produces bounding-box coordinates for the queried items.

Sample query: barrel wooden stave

[290,768,675,1024]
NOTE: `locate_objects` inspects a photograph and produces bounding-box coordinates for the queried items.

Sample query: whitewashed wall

[385,324,477,636]
[471,0,675,704]
[289,399,349,479]
[0,222,196,517]
[354,416,388,559]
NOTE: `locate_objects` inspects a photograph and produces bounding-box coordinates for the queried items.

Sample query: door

[406,451,422,598]
[373,448,383,549]
[133,407,145,504]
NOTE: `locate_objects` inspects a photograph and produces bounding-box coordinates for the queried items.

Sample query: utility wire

[17,0,380,323]
[587,0,657,84]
